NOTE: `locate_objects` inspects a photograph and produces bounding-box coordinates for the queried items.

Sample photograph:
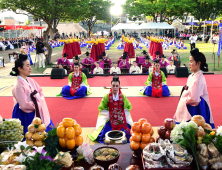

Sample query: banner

[217,27,222,57]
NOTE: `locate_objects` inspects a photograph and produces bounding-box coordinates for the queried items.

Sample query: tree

[25,19,30,25]
[0,0,88,64]
[79,0,113,37]
[123,0,196,23]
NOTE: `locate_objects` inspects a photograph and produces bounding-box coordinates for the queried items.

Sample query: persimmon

[142,123,152,134]
[75,136,83,146]
[149,136,155,143]
[149,128,154,136]
[131,133,142,142]
[140,142,149,150]
[131,122,141,133]
[138,118,148,126]
[142,133,151,143]
[130,141,140,151]
[130,136,133,143]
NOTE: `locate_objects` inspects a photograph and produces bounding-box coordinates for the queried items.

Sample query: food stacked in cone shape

[25,118,47,147]
[57,118,83,150]
[130,118,155,151]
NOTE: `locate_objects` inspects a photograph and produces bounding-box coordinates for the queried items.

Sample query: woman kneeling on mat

[174,48,215,128]
[10,54,54,135]
[57,62,91,100]
[140,59,170,97]
[88,76,133,143]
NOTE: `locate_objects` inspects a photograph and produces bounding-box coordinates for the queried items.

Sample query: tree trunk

[43,25,53,65]
[88,22,91,37]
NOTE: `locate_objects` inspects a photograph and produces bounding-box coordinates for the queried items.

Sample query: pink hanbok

[174,71,215,128]
[12,77,54,134]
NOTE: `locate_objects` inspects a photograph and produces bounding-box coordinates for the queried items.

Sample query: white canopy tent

[111,22,176,37]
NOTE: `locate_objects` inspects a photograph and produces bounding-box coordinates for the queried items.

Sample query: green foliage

[78,0,113,36]
[123,0,222,23]
[178,126,199,170]
[25,19,30,25]
[44,128,60,159]
[23,152,62,170]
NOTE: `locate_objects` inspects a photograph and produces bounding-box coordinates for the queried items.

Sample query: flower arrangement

[11,141,63,170]
[76,142,94,164]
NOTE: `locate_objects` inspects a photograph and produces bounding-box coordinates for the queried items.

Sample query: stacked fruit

[157,118,175,142]
[0,119,24,149]
[57,118,83,150]
[25,118,47,147]
[130,118,155,151]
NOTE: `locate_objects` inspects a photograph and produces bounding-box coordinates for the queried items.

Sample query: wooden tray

[142,153,191,170]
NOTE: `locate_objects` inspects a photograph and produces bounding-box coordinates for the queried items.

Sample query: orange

[142,133,151,143]
[59,138,66,148]
[74,124,82,136]
[131,133,142,142]
[149,128,154,136]
[142,123,152,134]
[66,139,75,149]
[131,122,141,133]
[149,136,155,143]
[75,136,83,146]
[140,142,149,150]
[130,141,140,151]
[138,118,148,126]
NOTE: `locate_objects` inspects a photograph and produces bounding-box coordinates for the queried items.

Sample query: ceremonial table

[74,144,144,170]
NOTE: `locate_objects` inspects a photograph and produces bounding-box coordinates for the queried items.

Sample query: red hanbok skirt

[62,44,73,59]
[90,44,99,61]
[97,43,105,55]
[123,43,135,58]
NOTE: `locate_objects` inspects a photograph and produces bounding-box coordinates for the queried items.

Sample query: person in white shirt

[166,60,176,74]
[189,34,197,50]
[130,61,142,74]
[149,61,155,73]
[93,62,103,74]
[110,62,121,74]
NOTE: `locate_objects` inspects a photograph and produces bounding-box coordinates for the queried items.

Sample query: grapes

[0,119,24,149]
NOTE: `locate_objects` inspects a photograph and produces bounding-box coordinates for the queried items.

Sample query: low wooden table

[104,68,110,75]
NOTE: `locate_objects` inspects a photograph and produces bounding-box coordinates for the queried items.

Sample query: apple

[165,130,171,140]
[164,118,175,131]
[157,126,166,138]
[156,135,161,143]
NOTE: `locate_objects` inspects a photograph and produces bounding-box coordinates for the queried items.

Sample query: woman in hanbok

[21,42,33,65]
[88,76,133,143]
[140,59,170,97]
[10,54,54,135]
[174,48,215,128]
[57,62,91,100]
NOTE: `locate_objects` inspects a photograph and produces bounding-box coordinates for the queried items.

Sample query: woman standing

[10,54,54,134]
[174,48,215,128]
